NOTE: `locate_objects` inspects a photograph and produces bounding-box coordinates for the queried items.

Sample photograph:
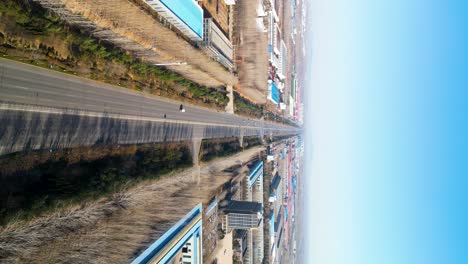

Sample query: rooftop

[225,200,262,215]
[146,0,203,40]
[274,212,282,233]
[270,172,281,191]
[248,161,264,189]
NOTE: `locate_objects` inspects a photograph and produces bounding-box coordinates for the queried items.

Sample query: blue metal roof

[131,203,202,264]
[206,198,218,216]
[160,0,203,38]
[269,82,280,104]
[248,161,264,188]
[292,176,297,194]
[270,213,275,237]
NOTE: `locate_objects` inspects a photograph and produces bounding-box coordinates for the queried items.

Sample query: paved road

[0,59,299,155]
[0,58,290,130]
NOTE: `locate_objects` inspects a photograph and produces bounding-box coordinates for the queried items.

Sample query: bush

[234,92,263,118]
[0,143,192,224]
[201,139,242,161]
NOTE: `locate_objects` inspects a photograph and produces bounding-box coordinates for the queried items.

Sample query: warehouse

[143,0,204,41]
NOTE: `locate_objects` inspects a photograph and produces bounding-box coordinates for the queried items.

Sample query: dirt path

[0,146,264,264]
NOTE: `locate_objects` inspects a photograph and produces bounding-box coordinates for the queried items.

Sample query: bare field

[281,0,293,102]
[0,147,264,263]
[33,0,237,88]
[233,0,269,104]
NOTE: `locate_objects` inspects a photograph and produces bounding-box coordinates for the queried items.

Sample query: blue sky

[303,0,468,263]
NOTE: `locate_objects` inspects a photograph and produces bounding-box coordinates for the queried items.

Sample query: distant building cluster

[130,135,304,264]
[265,136,303,263]
[222,161,265,264]
[258,0,304,124]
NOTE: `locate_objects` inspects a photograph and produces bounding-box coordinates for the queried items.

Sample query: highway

[0,59,299,155]
[0,59,291,129]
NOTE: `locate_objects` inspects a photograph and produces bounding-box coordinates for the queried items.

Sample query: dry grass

[0,193,131,263]
[0,147,264,263]
[233,0,269,103]
[33,0,237,88]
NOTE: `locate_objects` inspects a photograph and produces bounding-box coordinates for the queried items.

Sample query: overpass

[0,59,300,156]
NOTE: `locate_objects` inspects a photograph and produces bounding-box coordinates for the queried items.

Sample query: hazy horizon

[302,0,467,263]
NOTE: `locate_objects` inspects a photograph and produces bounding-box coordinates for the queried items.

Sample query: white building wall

[203,18,233,60]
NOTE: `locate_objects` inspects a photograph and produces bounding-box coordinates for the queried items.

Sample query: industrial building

[268,81,281,105]
[270,208,284,264]
[265,1,288,109]
[248,161,265,264]
[269,172,282,203]
[203,18,234,70]
[143,0,204,41]
[268,170,284,263]
[223,200,263,231]
[142,0,235,70]
[244,161,265,264]
[248,161,264,190]
[268,10,282,71]
[279,40,288,80]
[221,160,265,264]
[132,204,203,264]
[222,200,263,264]
[199,0,232,34]
[233,229,249,261]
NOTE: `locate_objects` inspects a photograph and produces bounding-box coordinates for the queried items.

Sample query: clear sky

[302,0,468,263]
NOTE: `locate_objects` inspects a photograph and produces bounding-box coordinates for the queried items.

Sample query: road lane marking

[0,102,299,133]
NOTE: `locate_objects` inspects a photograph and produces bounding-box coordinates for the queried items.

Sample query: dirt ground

[281,0,293,104]
[233,0,269,104]
[209,231,233,264]
[0,146,265,263]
